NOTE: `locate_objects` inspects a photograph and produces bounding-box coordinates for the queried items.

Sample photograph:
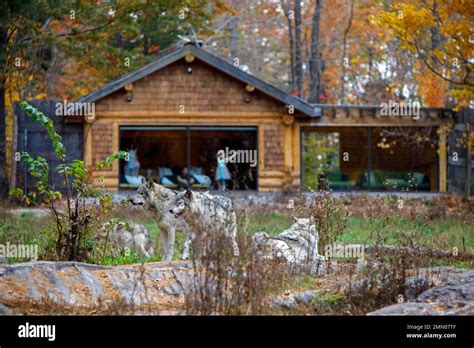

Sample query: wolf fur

[253,217,325,264]
[97,221,154,258]
[169,189,239,256]
[129,177,191,261]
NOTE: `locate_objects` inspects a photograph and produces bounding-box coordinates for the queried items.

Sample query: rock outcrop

[0,260,193,315]
[368,267,474,315]
[1,258,470,315]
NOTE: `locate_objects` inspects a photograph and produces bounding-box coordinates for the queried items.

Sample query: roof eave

[76,46,188,104]
[76,45,321,118]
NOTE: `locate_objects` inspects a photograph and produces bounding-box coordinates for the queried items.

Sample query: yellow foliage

[375,0,473,108]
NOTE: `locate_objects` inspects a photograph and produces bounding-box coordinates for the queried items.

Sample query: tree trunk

[0,26,8,198]
[430,0,441,64]
[281,0,296,91]
[309,0,323,103]
[230,0,239,61]
[288,21,296,91]
[143,33,149,56]
[294,0,303,98]
[465,123,472,197]
[339,0,353,104]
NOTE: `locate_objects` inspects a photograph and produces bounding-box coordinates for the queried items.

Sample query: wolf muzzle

[169,209,183,218]
[128,196,144,205]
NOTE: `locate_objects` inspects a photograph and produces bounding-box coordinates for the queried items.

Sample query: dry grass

[184,231,291,315]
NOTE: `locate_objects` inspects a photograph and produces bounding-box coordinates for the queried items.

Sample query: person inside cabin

[176,166,195,190]
[125,145,140,177]
[215,150,232,191]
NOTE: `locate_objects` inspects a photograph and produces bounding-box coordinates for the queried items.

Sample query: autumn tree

[308,0,323,103]
[0,0,228,197]
[375,0,474,109]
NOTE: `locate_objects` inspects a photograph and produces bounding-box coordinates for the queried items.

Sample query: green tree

[0,0,228,198]
[303,132,339,190]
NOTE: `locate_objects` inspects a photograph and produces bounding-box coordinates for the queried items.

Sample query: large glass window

[371,127,438,191]
[302,127,439,192]
[302,127,369,191]
[119,126,257,190]
[190,127,257,190]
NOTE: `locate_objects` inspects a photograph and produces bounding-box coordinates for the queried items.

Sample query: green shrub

[9,102,127,262]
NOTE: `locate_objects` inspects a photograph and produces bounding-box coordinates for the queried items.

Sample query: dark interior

[302,126,439,192]
[119,126,257,190]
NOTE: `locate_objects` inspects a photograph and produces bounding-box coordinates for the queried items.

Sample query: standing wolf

[129,177,192,261]
[169,189,239,257]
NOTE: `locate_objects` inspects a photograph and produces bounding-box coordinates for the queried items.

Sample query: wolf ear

[184,189,193,200]
[147,178,154,188]
[140,176,146,185]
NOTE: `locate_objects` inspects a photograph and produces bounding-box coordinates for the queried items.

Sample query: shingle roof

[77,44,321,117]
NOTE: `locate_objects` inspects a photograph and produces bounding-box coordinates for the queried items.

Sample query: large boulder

[368,268,474,315]
[415,268,474,303]
[0,260,193,315]
[367,301,473,315]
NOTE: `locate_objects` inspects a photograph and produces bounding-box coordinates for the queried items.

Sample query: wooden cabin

[74,43,452,193]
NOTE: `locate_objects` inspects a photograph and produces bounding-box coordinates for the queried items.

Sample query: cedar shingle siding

[96,60,282,113]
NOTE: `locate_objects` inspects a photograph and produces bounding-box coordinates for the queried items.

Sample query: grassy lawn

[0,211,56,262]
[1,204,473,265]
[238,211,293,236]
[239,209,473,253]
[342,216,473,252]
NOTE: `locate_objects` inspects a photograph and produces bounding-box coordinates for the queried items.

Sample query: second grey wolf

[97,221,154,258]
[128,177,192,261]
[169,189,239,256]
[253,217,325,265]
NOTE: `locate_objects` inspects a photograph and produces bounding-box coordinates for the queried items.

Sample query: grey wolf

[253,217,325,265]
[169,189,239,256]
[97,221,154,258]
[128,177,192,261]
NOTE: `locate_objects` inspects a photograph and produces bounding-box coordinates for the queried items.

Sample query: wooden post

[83,123,92,168]
[293,123,301,187]
[283,123,293,169]
[466,123,472,196]
[112,121,119,191]
[439,126,447,193]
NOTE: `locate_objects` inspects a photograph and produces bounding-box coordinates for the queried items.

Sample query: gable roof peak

[77,44,321,117]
